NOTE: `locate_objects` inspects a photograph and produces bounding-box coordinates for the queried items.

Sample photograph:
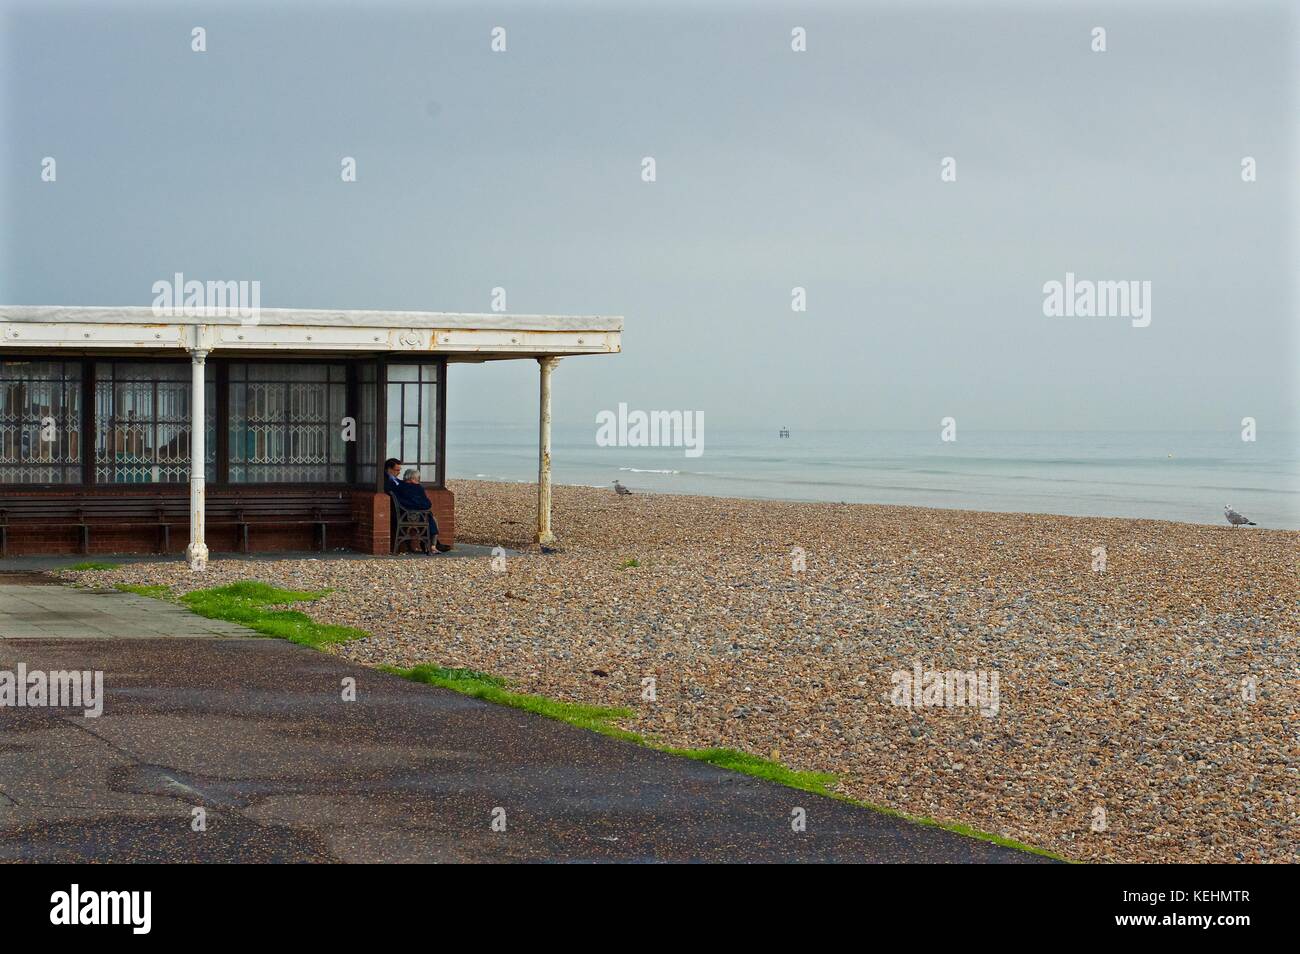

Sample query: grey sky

[2,0,1295,432]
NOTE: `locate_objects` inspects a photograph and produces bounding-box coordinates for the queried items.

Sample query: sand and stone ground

[71,480,1300,863]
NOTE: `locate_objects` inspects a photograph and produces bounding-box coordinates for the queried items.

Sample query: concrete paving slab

[0,585,252,639]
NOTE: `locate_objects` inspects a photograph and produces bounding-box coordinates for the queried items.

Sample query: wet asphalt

[0,580,1054,863]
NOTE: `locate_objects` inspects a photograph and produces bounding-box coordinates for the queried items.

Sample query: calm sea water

[447,424,1300,530]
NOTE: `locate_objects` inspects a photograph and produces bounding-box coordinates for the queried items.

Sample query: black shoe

[434,541,452,553]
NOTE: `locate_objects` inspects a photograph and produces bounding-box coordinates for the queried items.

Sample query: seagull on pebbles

[1224,505,1256,528]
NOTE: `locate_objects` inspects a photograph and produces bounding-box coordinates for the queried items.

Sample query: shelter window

[94,361,216,484]
[0,360,82,483]
[228,363,346,482]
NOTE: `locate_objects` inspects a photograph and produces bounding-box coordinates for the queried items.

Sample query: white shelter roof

[0,306,622,359]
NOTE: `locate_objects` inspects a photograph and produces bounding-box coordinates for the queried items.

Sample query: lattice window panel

[0,360,83,483]
[228,364,346,483]
[94,362,215,483]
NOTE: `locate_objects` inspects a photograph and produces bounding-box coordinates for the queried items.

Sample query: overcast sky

[2,0,1295,432]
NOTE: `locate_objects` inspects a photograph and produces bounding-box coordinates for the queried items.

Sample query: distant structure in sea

[779,427,790,438]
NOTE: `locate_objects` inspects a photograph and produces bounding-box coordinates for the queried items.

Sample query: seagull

[1224,505,1256,528]
[613,480,632,496]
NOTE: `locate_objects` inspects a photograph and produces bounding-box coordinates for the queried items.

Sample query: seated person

[399,467,432,509]
[384,458,451,552]
[384,457,404,493]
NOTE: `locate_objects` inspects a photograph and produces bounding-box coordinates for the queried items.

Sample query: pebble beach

[72,480,1300,863]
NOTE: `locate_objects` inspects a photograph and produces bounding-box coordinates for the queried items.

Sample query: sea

[446,423,1300,530]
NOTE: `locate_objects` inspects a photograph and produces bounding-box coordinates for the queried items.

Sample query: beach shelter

[0,306,622,566]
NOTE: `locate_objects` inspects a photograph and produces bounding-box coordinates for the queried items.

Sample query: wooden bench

[207,491,353,553]
[0,496,190,557]
[0,491,354,556]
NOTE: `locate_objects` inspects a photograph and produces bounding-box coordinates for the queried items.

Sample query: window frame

[0,354,448,494]
[371,356,447,493]
[0,358,84,485]
[92,358,217,485]
[381,359,442,492]
[224,359,349,485]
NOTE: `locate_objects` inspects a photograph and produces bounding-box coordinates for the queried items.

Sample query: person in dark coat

[384,457,404,493]
[398,467,433,510]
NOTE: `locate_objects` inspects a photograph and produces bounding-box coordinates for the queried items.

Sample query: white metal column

[185,348,209,571]
[536,356,560,545]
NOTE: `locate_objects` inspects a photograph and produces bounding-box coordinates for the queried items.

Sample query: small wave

[618,467,680,475]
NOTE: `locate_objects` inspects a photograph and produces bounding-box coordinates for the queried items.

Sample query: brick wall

[350,491,390,555]
[430,488,455,546]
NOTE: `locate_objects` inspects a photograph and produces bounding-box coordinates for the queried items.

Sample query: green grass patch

[661,746,839,798]
[193,580,322,604]
[114,583,172,599]
[919,819,1065,859]
[67,561,121,571]
[381,663,641,741]
[178,581,366,648]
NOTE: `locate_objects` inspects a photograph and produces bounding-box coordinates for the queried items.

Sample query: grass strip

[660,746,839,798]
[180,581,367,647]
[380,664,641,741]
[116,579,365,648]
[113,583,171,599]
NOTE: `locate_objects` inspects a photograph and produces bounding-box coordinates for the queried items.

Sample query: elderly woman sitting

[399,468,432,509]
